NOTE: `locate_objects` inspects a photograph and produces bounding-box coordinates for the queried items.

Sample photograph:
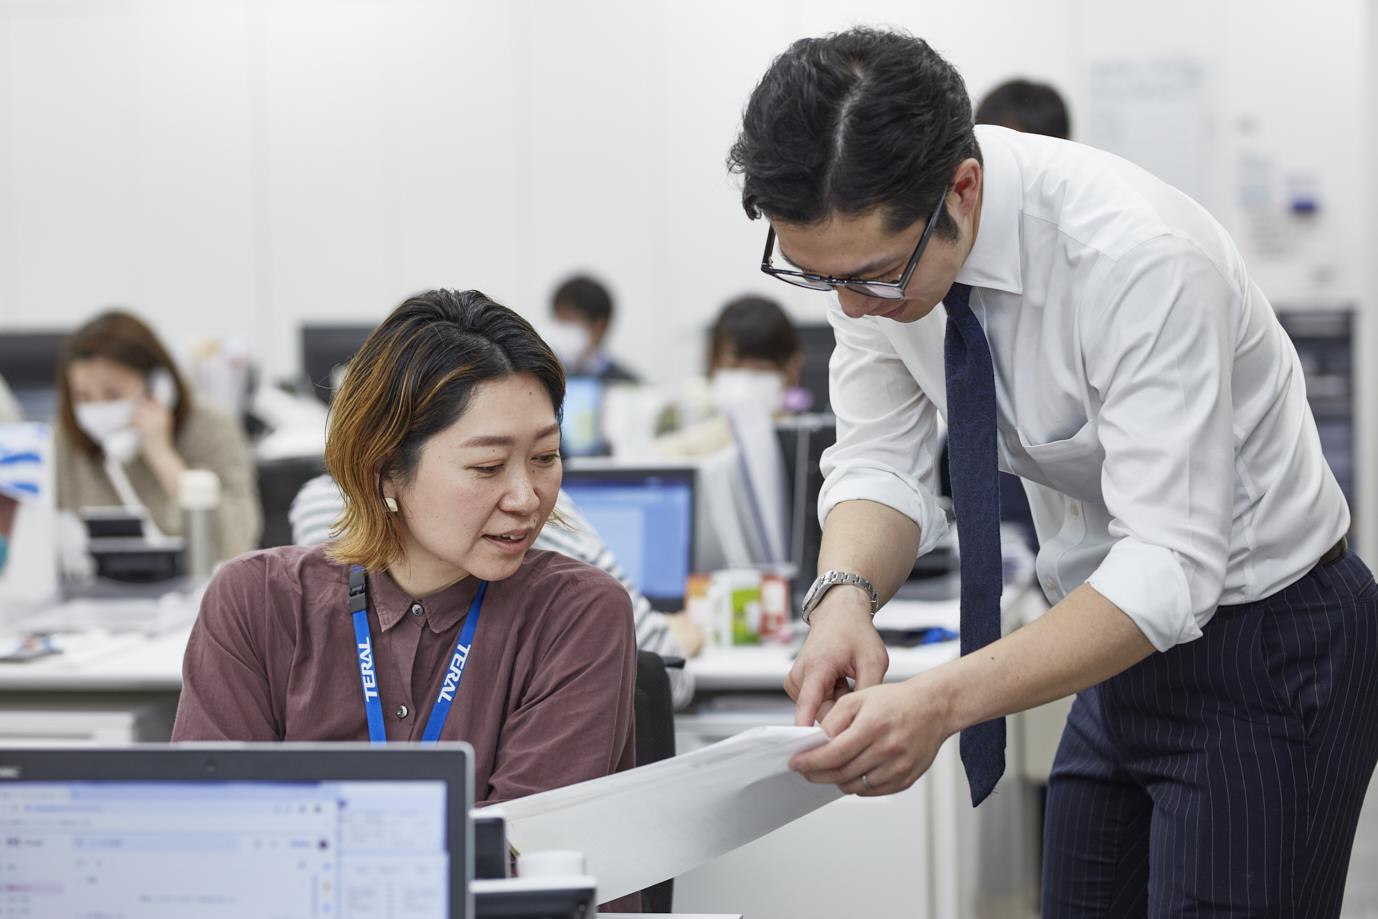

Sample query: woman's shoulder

[513,549,632,618]
[206,543,345,606]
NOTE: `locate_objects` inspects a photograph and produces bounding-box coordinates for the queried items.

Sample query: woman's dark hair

[727,27,980,239]
[326,289,565,570]
[709,295,800,372]
[57,309,192,459]
[975,78,1070,139]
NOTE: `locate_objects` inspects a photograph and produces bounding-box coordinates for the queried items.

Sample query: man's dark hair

[551,274,614,324]
[976,79,1070,139]
[709,295,800,370]
[727,27,980,239]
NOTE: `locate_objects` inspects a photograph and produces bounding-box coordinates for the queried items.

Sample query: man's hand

[789,674,952,796]
[784,588,889,727]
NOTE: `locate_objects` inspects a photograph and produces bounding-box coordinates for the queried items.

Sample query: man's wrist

[909,665,964,739]
[805,586,874,628]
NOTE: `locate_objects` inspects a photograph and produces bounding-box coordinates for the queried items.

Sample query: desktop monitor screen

[0,744,472,919]
[300,324,377,404]
[560,376,605,457]
[0,330,68,420]
[560,467,695,611]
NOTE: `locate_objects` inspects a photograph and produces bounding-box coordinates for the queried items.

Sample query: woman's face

[384,373,563,589]
[67,357,146,404]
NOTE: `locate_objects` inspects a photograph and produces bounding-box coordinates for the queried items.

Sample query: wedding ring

[861,773,873,791]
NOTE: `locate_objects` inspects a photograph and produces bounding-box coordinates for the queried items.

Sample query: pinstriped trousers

[1042,551,1378,917]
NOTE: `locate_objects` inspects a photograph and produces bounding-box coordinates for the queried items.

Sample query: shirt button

[1043,578,1057,593]
[395,704,410,720]
[410,602,424,617]
[1069,505,1080,518]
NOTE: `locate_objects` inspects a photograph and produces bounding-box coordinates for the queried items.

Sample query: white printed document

[479,726,841,902]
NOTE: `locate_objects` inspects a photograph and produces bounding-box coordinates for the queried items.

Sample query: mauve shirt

[172,544,640,909]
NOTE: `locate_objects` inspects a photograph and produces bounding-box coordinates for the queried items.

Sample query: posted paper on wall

[480,726,842,902]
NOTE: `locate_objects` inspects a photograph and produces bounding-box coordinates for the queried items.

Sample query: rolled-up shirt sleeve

[1083,237,1239,650]
[817,300,949,558]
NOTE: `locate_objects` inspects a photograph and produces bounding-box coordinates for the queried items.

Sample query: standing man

[729,27,1378,916]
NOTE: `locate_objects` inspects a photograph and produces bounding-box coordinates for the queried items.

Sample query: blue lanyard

[348,565,487,744]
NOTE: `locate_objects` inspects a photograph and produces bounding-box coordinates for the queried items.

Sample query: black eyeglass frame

[759,191,948,300]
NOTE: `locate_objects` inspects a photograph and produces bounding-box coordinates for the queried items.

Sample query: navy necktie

[943,281,1006,807]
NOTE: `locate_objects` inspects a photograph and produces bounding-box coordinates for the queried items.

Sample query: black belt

[1317,536,1348,569]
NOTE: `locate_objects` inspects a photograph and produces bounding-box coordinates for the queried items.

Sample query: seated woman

[55,310,261,561]
[172,288,638,811]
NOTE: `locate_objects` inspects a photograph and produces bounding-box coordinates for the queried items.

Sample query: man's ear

[950,157,983,224]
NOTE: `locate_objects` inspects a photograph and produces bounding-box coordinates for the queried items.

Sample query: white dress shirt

[819,125,1349,651]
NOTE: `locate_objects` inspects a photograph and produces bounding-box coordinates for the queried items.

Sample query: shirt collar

[955,125,1024,296]
[368,568,485,635]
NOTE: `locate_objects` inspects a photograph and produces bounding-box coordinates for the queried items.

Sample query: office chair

[634,650,678,913]
[254,455,327,548]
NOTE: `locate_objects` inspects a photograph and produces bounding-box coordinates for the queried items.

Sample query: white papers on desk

[482,726,842,902]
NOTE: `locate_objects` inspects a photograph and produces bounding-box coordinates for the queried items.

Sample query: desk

[0,593,193,743]
[2,581,1057,917]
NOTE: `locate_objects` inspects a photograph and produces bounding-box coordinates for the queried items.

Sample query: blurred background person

[657,294,804,458]
[54,310,261,562]
[975,77,1071,139]
[546,273,639,383]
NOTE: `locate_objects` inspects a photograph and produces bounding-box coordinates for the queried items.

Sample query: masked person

[656,294,805,458]
[55,310,260,561]
[546,274,639,383]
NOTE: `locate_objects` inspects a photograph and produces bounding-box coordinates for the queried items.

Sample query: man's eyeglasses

[759,192,947,300]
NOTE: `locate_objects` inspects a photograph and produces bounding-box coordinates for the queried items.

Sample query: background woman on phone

[54,309,261,561]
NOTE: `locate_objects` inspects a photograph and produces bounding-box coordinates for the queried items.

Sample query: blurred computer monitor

[560,375,606,457]
[776,414,836,611]
[300,323,376,404]
[795,324,836,415]
[560,465,696,612]
[0,329,68,421]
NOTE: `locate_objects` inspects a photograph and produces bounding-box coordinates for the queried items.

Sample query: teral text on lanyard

[348,564,487,743]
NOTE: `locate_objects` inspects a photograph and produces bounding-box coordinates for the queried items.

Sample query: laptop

[0,743,474,918]
[561,464,696,612]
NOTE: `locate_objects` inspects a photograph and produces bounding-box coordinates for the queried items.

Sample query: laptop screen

[561,468,694,611]
[2,778,451,917]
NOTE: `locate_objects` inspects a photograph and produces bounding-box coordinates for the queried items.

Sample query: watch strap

[802,570,879,625]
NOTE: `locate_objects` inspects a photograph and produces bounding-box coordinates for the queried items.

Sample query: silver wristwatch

[800,571,880,625]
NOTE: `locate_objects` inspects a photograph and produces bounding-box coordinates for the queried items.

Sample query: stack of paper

[480,726,842,902]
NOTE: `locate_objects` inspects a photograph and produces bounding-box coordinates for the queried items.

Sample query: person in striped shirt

[290,472,699,708]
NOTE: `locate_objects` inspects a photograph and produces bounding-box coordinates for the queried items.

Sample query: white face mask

[710,368,786,415]
[545,321,592,371]
[74,400,139,464]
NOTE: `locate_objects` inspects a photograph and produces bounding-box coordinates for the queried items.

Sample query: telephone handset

[148,367,177,409]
